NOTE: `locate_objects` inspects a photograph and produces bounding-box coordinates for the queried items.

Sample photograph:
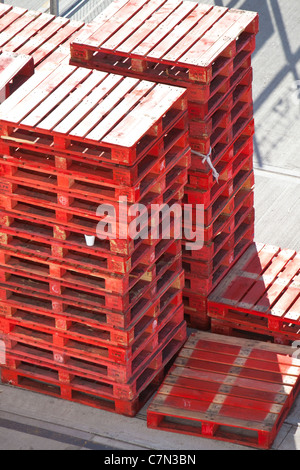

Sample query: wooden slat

[146,3,213,60]
[53,73,125,136]
[116,0,182,55]
[100,0,169,52]
[0,7,27,34]
[0,3,13,18]
[0,61,58,119]
[85,80,155,142]
[162,6,227,63]
[255,256,300,312]
[2,13,55,53]
[175,355,299,386]
[178,349,300,379]
[38,70,108,131]
[86,0,149,48]
[0,10,42,48]
[197,10,258,66]
[163,369,291,404]
[283,295,300,322]
[242,244,280,274]
[92,0,131,24]
[238,249,296,309]
[208,244,276,305]
[21,68,92,128]
[129,0,192,57]
[6,64,77,125]
[159,383,283,415]
[70,76,139,139]
[102,83,185,147]
[31,20,83,66]
[17,16,70,56]
[184,331,300,362]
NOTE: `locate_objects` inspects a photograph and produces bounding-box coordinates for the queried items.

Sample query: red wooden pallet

[0,51,34,103]
[186,62,253,122]
[0,177,185,273]
[209,311,298,346]
[147,331,300,449]
[183,223,253,297]
[0,172,185,258]
[0,257,184,320]
[0,231,181,294]
[0,242,181,313]
[0,65,187,166]
[186,138,253,206]
[26,19,84,67]
[0,4,86,68]
[0,217,181,276]
[1,12,60,54]
[208,243,300,340]
[0,120,188,187]
[189,99,253,156]
[183,168,254,233]
[183,187,254,262]
[0,145,189,207]
[0,170,188,234]
[187,58,252,118]
[70,0,258,84]
[0,268,184,331]
[189,114,254,175]
[1,304,184,383]
[184,220,254,282]
[1,321,186,416]
[188,135,253,190]
[183,199,254,272]
[0,276,182,349]
[0,229,155,277]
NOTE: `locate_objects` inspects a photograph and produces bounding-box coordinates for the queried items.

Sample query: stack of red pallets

[0,64,189,416]
[69,0,259,330]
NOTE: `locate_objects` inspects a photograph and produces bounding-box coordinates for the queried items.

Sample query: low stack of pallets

[69,0,259,330]
[208,242,300,345]
[0,64,189,416]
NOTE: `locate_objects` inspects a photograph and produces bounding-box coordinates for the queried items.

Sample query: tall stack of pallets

[0,64,189,416]
[70,0,259,330]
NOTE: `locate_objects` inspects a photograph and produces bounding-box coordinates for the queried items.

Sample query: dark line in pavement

[0,417,120,450]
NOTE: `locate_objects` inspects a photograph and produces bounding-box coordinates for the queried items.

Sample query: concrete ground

[0,0,299,451]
